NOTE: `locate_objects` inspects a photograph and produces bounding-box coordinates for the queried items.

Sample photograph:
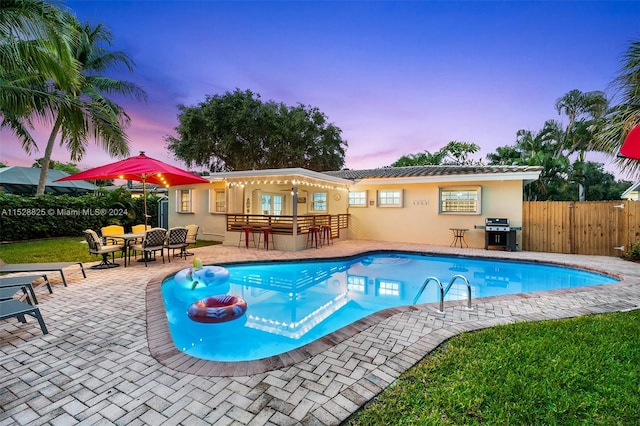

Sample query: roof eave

[350,171,543,186]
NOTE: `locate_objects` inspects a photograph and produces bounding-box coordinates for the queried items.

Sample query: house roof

[324,165,543,184]
[621,181,640,199]
[0,166,97,195]
[206,167,353,187]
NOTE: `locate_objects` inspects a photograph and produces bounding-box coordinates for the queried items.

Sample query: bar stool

[238,225,256,249]
[307,226,320,249]
[320,225,333,246]
[257,226,275,250]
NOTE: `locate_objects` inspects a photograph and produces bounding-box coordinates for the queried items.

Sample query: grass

[0,236,220,263]
[345,310,640,425]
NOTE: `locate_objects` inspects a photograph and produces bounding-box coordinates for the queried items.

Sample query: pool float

[187,295,247,323]
[174,258,230,290]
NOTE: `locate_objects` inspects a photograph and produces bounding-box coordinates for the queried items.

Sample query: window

[439,187,481,214]
[261,193,283,215]
[347,275,366,293]
[377,190,403,207]
[377,280,401,296]
[310,192,327,212]
[208,189,225,213]
[348,191,367,207]
[176,189,193,213]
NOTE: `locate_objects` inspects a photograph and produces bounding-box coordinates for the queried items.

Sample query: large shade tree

[166,89,348,172]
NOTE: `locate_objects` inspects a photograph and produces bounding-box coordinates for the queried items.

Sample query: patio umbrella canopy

[620,125,640,160]
[55,152,209,226]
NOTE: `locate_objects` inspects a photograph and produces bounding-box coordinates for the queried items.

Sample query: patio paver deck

[1,240,639,425]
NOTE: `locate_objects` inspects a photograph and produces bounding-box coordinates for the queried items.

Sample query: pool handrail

[444,274,474,311]
[413,276,444,314]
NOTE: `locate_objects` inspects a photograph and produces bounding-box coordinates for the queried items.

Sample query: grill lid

[486,218,509,226]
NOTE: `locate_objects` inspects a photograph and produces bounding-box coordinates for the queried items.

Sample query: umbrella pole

[143,179,148,228]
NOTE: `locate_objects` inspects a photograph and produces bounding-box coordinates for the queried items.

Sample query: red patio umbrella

[55,152,209,226]
[620,125,640,160]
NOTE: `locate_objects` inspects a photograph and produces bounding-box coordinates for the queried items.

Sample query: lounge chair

[83,229,122,269]
[0,274,51,304]
[0,259,85,287]
[129,228,167,267]
[166,227,189,261]
[0,299,48,335]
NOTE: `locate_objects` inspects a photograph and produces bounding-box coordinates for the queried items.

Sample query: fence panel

[523,201,639,256]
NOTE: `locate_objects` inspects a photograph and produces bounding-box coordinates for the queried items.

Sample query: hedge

[0,190,161,241]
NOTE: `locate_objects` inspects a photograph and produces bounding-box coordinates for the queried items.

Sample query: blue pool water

[161,252,619,362]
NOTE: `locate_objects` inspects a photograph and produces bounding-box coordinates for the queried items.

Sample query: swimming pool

[161,252,619,362]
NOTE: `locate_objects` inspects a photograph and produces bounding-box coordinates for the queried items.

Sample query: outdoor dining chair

[100,225,125,246]
[129,228,167,267]
[83,229,123,269]
[184,224,199,256]
[166,227,189,261]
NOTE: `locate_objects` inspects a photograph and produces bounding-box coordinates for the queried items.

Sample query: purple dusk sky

[1,1,639,178]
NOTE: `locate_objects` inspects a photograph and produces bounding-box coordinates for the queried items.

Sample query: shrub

[626,240,640,261]
[0,192,161,241]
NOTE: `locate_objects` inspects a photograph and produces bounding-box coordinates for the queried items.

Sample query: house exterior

[167,165,542,250]
[621,182,640,201]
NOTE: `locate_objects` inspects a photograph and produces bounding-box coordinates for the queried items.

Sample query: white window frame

[348,190,368,207]
[438,186,481,215]
[208,189,226,213]
[376,189,403,207]
[310,192,327,212]
[176,189,194,213]
[377,279,401,297]
[260,193,284,216]
[347,275,367,293]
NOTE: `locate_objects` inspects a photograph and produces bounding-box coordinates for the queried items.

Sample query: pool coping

[146,248,630,377]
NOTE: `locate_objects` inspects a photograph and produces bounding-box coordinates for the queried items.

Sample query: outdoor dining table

[109,233,145,267]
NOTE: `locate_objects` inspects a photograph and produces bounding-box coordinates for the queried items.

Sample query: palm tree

[597,40,640,177]
[554,89,608,162]
[34,20,147,194]
[0,0,80,149]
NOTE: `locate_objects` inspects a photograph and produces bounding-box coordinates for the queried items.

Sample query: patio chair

[131,224,151,243]
[184,224,199,256]
[166,227,189,262]
[129,228,167,267]
[83,229,122,269]
[100,224,125,246]
[0,299,48,335]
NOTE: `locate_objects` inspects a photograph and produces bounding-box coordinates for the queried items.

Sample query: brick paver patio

[1,240,639,425]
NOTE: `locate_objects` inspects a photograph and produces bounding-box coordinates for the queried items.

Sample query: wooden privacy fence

[522,201,640,256]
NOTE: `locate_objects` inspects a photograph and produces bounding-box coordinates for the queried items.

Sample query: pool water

[161,252,619,362]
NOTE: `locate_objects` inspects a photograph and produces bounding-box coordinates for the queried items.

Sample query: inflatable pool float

[174,258,230,290]
[187,295,247,323]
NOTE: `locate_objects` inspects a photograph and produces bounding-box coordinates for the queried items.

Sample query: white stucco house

[167,165,543,251]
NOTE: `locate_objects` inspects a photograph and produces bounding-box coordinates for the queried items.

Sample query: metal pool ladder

[413,274,474,315]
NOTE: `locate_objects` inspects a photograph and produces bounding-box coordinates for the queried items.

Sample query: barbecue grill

[484,218,517,251]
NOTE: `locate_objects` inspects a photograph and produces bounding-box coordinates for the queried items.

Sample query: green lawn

[0,236,220,264]
[345,310,640,425]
